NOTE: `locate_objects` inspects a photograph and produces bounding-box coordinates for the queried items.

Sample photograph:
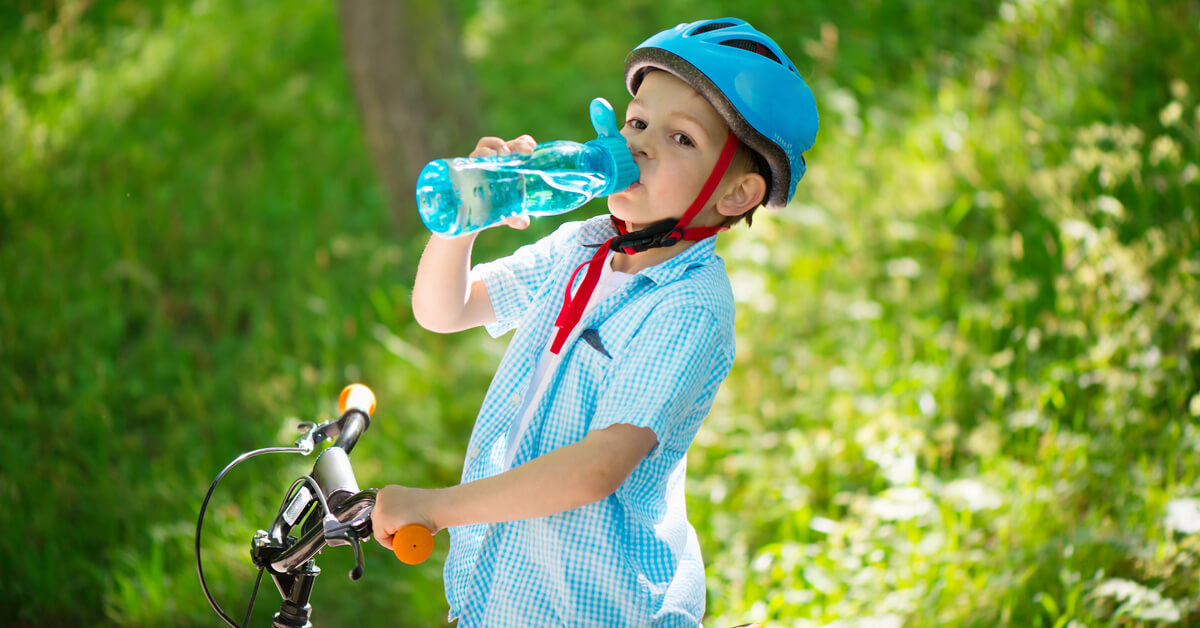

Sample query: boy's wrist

[422,486,453,531]
[431,231,479,244]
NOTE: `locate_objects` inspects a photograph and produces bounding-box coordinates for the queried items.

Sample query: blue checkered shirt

[444,215,736,626]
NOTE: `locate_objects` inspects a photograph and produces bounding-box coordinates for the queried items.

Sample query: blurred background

[2,0,1199,626]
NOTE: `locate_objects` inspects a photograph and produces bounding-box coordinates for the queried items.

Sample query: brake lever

[323,516,368,580]
[294,419,339,454]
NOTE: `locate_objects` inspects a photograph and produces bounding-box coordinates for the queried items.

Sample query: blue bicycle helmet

[625,18,819,208]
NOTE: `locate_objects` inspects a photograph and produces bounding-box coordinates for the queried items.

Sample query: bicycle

[195,384,434,628]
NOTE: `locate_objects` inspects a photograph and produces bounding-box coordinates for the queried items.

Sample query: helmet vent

[718,39,783,65]
[689,22,738,36]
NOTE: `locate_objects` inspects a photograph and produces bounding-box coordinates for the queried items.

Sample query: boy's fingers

[506,135,537,155]
[471,135,534,157]
[374,525,394,550]
[476,136,506,151]
[371,487,394,549]
[469,136,509,158]
[504,215,531,230]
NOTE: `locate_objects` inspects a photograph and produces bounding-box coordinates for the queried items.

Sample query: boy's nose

[626,135,650,159]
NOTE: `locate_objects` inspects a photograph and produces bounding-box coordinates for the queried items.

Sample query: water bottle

[415,98,640,237]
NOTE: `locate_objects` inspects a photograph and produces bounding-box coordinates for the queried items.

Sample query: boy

[372,18,818,626]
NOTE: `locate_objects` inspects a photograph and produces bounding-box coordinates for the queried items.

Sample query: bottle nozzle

[585,98,639,196]
[590,98,622,139]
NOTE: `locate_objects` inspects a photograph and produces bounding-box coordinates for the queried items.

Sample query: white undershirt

[501,252,634,469]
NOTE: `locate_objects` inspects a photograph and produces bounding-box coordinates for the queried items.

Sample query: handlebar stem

[312,446,360,512]
[332,409,370,455]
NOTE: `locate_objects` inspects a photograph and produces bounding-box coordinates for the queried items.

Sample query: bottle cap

[584,98,640,196]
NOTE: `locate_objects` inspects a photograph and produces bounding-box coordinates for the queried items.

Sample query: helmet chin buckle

[608,218,681,253]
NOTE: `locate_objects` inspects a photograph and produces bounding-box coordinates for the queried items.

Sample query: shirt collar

[577,214,720,286]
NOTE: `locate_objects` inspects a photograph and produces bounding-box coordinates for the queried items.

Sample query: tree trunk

[336,1,479,228]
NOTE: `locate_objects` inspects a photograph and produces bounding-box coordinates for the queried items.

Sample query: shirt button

[509,393,521,406]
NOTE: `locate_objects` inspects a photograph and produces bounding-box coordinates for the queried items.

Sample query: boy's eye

[671,133,694,147]
[625,118,647,130]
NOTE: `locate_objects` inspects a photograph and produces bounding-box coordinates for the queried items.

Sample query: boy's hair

[721,143,769,228]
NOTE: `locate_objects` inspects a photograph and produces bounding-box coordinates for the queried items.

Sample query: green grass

[2,0,1199,626]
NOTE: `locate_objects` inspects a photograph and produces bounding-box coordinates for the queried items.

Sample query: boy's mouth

[611,181,641,198]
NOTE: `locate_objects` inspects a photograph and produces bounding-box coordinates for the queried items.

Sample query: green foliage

[2,0,1199,626]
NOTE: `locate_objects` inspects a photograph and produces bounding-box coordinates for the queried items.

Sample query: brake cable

[196,385,433,627]
[195,445,310,628]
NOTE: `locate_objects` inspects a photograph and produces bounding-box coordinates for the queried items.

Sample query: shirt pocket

[566,329,614,393]
[578,328,614,360]
[557,327,614,409]
[526,328,616,455]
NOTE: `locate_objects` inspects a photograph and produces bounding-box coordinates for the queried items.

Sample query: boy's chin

[606,206,647,228]
[606,197,685,228]
[605,196,634,220]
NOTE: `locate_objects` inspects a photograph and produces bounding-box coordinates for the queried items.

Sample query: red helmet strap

[550,132,740,354]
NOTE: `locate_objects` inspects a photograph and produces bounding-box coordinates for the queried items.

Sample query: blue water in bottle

[416,98,639,237]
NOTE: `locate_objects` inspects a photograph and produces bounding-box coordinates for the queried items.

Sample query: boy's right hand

[468,134,538,231]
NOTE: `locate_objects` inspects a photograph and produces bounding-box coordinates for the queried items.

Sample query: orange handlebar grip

[338,384,376,416]
[393,524,435,565]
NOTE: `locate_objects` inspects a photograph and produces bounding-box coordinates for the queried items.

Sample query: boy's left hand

[371,484,438,550]
[469,134,537,231]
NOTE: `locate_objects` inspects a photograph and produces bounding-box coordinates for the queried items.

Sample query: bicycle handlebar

[392,524,436,565]
[334,385,433,565]
[339,384,376,416]
[197,383,436,627]
[268,488,378,573]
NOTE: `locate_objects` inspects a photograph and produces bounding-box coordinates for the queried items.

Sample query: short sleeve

[589,306,734,454]
[469,221,583,338]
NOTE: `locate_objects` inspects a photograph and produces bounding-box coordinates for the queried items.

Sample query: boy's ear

[716,172,767,217]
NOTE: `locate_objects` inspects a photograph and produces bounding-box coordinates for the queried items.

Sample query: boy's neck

[610,239,699,274]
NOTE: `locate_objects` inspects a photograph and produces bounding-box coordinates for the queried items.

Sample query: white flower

[1166,497,1200,534]
[1160,101,1183,126]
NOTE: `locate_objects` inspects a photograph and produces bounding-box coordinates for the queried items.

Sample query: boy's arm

[371,423,657,548]
[410,135,536,333]
[411,233,496,333]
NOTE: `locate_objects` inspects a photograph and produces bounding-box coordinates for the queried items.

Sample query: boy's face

[607,71,738,229]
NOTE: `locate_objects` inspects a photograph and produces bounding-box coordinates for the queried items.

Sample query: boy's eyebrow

[668,110,711,141]
[626,99,712,141]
